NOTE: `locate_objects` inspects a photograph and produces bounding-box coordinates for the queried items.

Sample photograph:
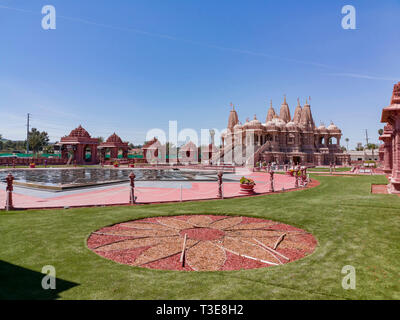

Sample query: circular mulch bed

[87,215,317,271]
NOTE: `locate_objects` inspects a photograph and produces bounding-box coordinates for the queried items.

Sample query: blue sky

[0,0,399,148]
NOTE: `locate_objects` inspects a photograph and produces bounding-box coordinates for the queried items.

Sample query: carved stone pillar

[129,172,136,204]
[5,173,14,211]
[217,171,223,199]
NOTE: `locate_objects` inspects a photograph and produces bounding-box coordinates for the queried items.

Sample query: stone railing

[0,157,66,166]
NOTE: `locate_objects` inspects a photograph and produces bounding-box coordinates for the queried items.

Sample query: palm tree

[378,129,383,136]
[345,138,349,151]
[366,143,378,159]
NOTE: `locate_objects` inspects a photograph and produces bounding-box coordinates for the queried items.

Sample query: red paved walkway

[1,172,297,210]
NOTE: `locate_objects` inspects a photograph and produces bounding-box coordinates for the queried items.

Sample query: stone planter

[240,183,255,195]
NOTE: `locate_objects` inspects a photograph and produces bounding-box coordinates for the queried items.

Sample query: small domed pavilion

[59,125,99,165]
[98,133,129,161]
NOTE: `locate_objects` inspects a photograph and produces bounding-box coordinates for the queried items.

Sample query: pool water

[0,168,218,187]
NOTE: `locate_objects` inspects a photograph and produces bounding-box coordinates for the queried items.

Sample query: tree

[42,145,54,154]
[355,142,364,151]
[28,128,49,153]
[366,143,378,158]
[345,138,349,151]
[96,137,104,144]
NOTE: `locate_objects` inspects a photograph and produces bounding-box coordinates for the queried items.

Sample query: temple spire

[266,100,276,122]
[279,95,291,123]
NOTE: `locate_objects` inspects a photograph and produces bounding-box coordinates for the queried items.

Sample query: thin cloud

[0,4,337,70]
[325,73,399,81]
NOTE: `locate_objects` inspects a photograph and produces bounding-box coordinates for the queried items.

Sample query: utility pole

[26,113,30,154]
[364,129,369,162]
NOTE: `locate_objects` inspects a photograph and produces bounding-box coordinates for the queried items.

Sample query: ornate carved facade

[221,98,350,166]
[380,82,400,193]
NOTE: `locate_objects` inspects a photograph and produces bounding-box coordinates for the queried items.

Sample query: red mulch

[87,215,317,271]
[143,253,194,271]
[180,228,225,241]
[221,251,266,270]
[96,246,151,265]
[87,234,136,249]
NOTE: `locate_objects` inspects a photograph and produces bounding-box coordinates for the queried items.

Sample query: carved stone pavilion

[58,126,129,165]
[380,82,400,193]
[59,125,99,165]
[98,133,129,161]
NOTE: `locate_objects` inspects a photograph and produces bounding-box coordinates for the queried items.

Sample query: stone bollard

[329,163,333,175]
[294,167,299,188]
[44,159,47,168]
[269,170,274,192]
[301,167,306,186]
[5,173,14,211]
[217,171,223,199]
[129,172,136,204]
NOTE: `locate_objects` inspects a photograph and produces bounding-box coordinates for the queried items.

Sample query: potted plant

[129,163,135,168]
[239,176,256,194]
[287,169,294,176]
[262,162,267,169]
[29,163,36,168]
[113,161,119,168]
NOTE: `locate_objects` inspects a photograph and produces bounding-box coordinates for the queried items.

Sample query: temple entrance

[85,146,92,162]
[293,156,301,165]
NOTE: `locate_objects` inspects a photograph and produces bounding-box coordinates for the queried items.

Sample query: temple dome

[317,123,328,134]
[327,122,340,132]
[106,133,123,144]
[248,115,262,129]
[286,121,297,130]
[243,118,251,128]
[69,125,91,138]
[272,116,286,128]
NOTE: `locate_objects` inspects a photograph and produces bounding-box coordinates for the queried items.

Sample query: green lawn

[1,174,399,300]
[307,167,351,172]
